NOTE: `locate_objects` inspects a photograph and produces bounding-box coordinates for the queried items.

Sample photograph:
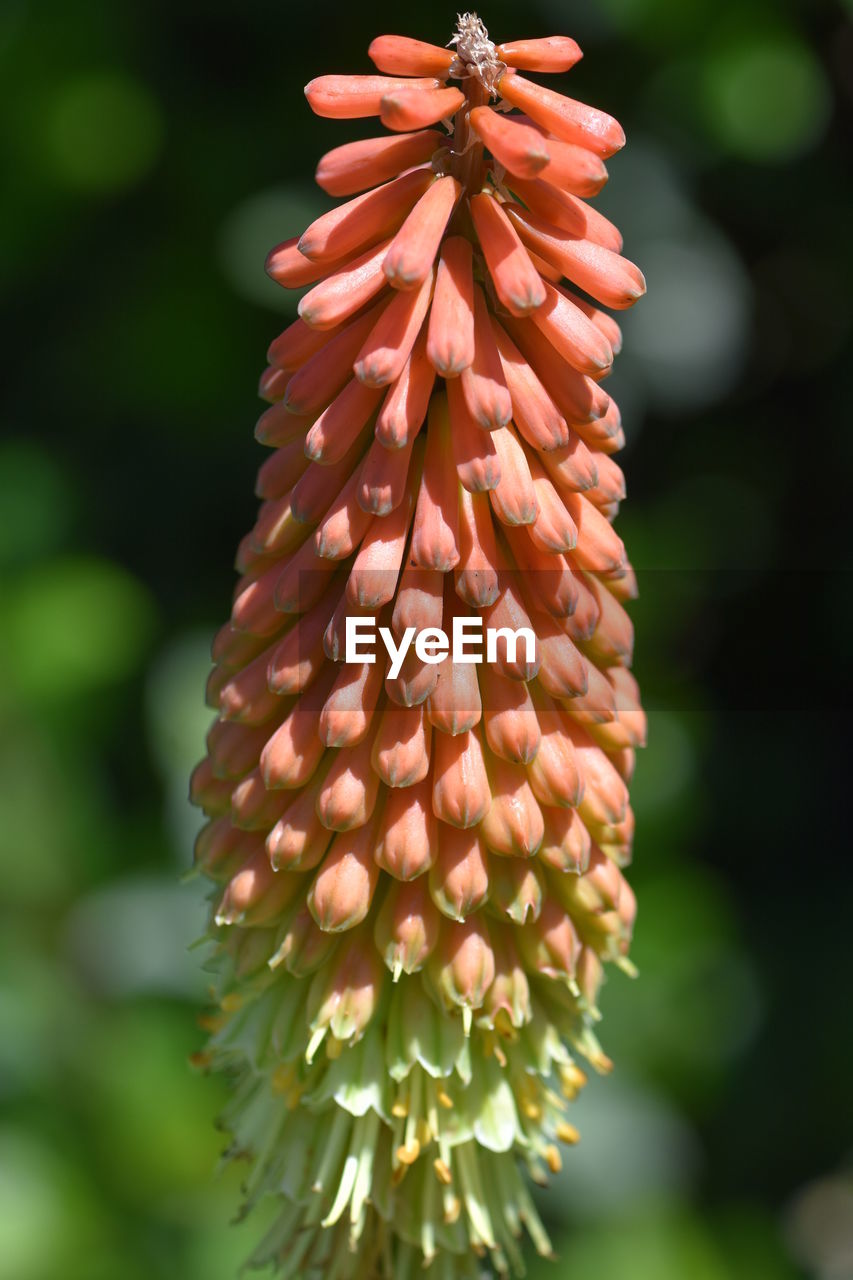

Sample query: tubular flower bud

[192,13,645,1277]
[429,914,496,1020]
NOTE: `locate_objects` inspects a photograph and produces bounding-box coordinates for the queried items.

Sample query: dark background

[1,0,851,1276]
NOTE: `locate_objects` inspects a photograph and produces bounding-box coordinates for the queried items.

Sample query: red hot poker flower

[192,12,646,1278]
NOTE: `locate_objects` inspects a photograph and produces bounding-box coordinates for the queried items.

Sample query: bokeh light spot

[625,237,750,413]
[1,556,156,702]
[786,1175,853,1279]
[703,41,831,161]
[44,72,163,192]
[218,184,331,312]
[0,1129,104,1277]
[536,1074,700,1217]
[63,875,208,999]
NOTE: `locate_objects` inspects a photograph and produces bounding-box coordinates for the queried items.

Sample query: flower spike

[193,13,645,1278]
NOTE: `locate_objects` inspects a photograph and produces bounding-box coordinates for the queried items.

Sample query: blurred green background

[1,0,852,1277]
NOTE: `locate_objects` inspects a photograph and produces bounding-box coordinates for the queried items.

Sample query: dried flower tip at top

[448,12,507,96]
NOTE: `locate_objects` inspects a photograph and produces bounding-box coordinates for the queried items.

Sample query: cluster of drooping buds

[191,14,645,1278]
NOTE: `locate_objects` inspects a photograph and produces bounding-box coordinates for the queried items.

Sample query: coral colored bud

[461,285,513,429]
[383,177,461,289]
[490,856,544,924]
[432,726,491,829]
[375,876,441,977]
[260,683,332,792]
[268,316,333,371]
[529,689,584,803]
[354,267,434,386]
[447,379,501,492]
[316,727,382,831]
[480,666,541,763]
[504,525,578,617]
[368,35,456,77]
[284,302,385,415]
[539,805,591,875]
[266,585,339,696]
[194,817,256,880]
[206,717,272,778]
[470,193,546,317]
[308,816,380,932]
[298,239,391,330]
[480,756,544,858]
[230,769,289,831]
[374,776,436,879]
[258,364,287,403]
[507,205,646,310]
[298,169,432,264]
[375,325,436,448]
[357,432,420,518]
[316,130,445,198]
[410,394,460,571]
[254,441,308,501]
[488,426,540,529]
[189,757,231,816]
[271,904,339,977]
[427,236,475,377]
[392,562,444,635]
[469,106,550,179]
[496,36,582,73]
[313,472,374,561]
[371,701,431,787]
[430,915,496,1015]
[320,661,383,749]
[303,383,380,470]
[491,320,570,450]
[526,456,578,554]
[530,280,614,378]
[265,237,336,288]
[384,644,440,709]
[504,314,609,431]
[562,660,619,731]
[306,933,383,1046]
[253,402,311,449]
[266,778,333,872]
[429,825,490,920]
[538,135,609,198]
[478,930,532,1030]
[426,588,482,735]
[530,613,587,701]
[480,576,539,682]
[347,489,414,602]
[215,849,301,927]
[380,85,465,132]
[499,71,626,158]
[454,488,501,610]
[305,73,439,119]
[518,898,580,980]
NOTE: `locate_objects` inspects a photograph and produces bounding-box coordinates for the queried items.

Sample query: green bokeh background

[1,1,851,1277]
